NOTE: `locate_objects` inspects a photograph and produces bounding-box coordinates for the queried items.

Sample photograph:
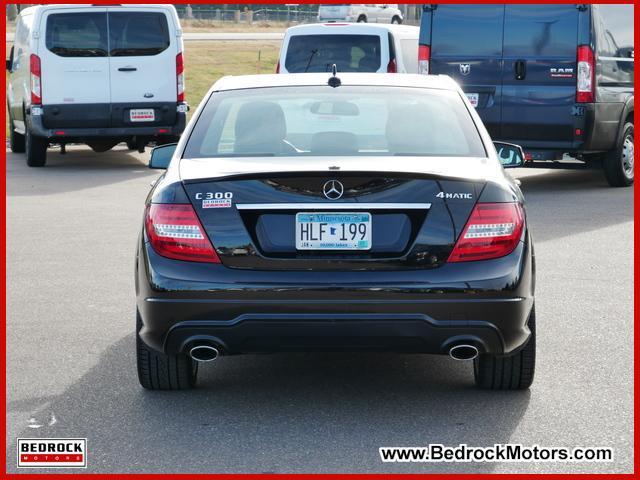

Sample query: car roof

[211,73,459,92]
[21,4,175,14]
[285,23,418,35]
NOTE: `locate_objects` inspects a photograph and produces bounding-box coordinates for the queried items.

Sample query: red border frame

[3,1,637,478]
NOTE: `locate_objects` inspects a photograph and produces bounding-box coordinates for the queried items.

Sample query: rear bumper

[28,111,186,140]
[136,234,535,357]
[501,102,623,157]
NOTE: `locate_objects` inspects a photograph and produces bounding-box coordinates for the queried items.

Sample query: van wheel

[126,139,137,150]
[25,127,48,167]
[391,16,402,24]
[474,305,536,390]
[357,15,367,23]
[8,114,25,153]
[136,310,198,390]
[604,122,634,187]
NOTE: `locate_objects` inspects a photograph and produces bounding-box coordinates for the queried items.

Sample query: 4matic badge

[436,191,473,200]
[195,192,233,208]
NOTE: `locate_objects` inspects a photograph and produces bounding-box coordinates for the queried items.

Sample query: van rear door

[107,7,178,128]
[500,5,581,148]
[39,8,111,128]
[427,5,505,138]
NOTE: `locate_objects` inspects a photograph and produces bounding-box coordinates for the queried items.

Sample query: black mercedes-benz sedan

[136,73,535,391]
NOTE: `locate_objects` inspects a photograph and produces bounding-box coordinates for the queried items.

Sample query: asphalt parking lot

[6,145,633,473]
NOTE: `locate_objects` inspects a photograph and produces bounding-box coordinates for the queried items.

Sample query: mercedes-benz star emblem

[323,180,344,200]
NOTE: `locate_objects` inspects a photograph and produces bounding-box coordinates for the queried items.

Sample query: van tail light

[30,54,42,105]
[448,203,525,262]
[275,60,280,73]
[145,204,220,263]
[176,52,185,102]
[576,45,594,103]
[387,58,397,73]
[418,45,431,75]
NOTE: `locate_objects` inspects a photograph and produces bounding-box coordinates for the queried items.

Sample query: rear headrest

[234,101,287,154]
[386,105,437,154]
[310,131,358,155]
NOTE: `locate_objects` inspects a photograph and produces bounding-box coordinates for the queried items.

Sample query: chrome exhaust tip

[189,345,220,362]
[449,344,479,361]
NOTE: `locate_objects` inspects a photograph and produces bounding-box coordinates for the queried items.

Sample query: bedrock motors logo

[17,438,87,468]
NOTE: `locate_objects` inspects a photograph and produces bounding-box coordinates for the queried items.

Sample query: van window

[285,35,382,73]
[108,12,170,57]
[431,5,503,57]
[503,5,578,57]
[46,13,108,57]
[594,5,634,58]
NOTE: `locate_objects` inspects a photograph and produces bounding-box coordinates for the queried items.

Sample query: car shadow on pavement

[514,168,634,244]
[6,146,157,197]
[8,334,530,474]
[516,166,615,192]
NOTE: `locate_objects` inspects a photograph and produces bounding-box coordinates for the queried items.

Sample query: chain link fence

[174,5,319,26]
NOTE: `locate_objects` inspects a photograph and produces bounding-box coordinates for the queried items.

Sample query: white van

[317,4,403,24]
[278,23,418,74]
[6,4,187,167]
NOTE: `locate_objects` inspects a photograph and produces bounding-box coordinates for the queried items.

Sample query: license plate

[465,93,479,108]
[130,109,155,122]
[296,212,371,250]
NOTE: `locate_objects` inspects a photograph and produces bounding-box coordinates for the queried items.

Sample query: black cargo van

[419,4,634,187]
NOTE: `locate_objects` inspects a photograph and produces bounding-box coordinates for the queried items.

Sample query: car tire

[136,310,198,390]
[473,305,536,390]
[603,122,634,187]
[8,114,26,153]
[391,16,402,24]
[357,15,367,23]
[126,139,137,150]
[25,125,48,167]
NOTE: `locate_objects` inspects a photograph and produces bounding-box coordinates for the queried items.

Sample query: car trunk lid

[181,169,486,271]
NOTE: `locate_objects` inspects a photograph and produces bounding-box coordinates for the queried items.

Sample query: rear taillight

[576,45,594,103]
[448,203,525,262]
[145,204,220,263]
[176,52,185,102]
[275,60,280,73]
[387,58,397,73]
[418,45,431,75]
[30,54,42,105]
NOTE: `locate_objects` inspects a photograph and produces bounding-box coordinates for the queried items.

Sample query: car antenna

[328,64,341,88]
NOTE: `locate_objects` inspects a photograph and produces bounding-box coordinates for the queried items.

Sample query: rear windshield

[184,86,485,159]
[285,35,382,73]
[46,13,108,57]
[108,12,170,56]
[431,5,504,57]
[45,11,169,58]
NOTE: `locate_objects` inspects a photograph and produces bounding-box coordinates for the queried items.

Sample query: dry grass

[180,19,288,33]
[184,41,280,114]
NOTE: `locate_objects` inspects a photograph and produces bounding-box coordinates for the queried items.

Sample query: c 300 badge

[195,192,233,208]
